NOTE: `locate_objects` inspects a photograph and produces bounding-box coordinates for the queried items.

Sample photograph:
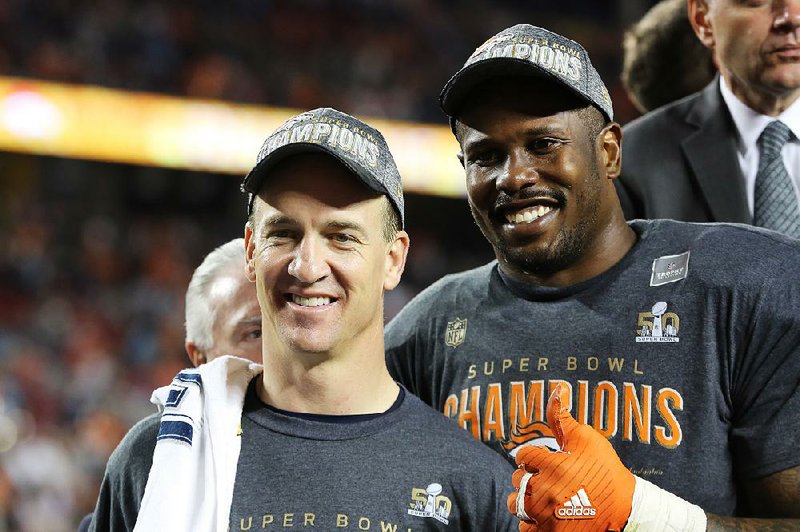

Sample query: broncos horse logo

[502,421,560,457]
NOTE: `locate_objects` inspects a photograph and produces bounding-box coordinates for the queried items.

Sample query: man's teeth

[292,295,331,307]
[505,206,554,224]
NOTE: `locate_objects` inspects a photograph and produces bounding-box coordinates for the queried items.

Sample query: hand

[507,384,635,531]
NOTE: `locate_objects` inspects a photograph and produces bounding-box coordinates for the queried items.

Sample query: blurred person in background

[182,238,262,367]
[618,0,800,238]
[84,238,261,531]
[621,0,716,114]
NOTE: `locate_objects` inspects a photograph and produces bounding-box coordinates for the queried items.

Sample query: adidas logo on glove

[555,488,597,519]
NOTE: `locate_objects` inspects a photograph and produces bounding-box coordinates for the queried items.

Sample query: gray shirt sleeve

[729,263,800,479]
[89,413,159,532]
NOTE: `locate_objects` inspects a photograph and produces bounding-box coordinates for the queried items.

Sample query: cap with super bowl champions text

[439,24,613,122]
[241,107,404,227]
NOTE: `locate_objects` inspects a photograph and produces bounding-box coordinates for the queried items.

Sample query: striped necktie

[753,120,800,238]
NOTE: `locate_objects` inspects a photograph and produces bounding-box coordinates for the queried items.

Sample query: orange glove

[507,383,635,532]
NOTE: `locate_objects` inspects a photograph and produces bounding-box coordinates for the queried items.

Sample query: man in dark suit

[618,0,800,237]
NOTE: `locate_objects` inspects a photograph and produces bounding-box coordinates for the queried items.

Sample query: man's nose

[496,151,539,193]
[287,238,329,283]
[774,0,800,30]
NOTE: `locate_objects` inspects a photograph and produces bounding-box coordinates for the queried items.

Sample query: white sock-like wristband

[624,475,707,531]
[515,471,535,521]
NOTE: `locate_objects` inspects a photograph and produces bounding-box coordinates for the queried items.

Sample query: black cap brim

[242,143,391,214]
[440,57,592,119]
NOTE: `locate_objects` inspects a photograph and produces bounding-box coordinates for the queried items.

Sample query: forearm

[706,515,800,532]
[623,475,800,532]
[705,465,800,529]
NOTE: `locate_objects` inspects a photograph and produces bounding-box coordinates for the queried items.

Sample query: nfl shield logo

[445,318,467,348]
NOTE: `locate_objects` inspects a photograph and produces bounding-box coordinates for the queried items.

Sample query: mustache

[494,188,567,211]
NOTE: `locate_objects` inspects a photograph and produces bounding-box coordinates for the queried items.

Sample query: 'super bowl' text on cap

[439,24,613,122]
[241,107,404,227]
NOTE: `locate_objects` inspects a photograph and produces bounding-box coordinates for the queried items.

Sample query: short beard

[472,166,603,278]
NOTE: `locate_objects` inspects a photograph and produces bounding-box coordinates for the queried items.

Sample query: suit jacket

[616,77,752,223]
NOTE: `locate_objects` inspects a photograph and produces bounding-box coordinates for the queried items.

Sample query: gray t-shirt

[90,413,159,532]
[90,381,517,531]
[385,219,800,516]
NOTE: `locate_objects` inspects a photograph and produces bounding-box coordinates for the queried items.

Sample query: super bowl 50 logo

[407,483,452,524]
[636,301,680,343]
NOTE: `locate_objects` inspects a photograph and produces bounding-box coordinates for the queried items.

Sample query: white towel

[134,355,262,532]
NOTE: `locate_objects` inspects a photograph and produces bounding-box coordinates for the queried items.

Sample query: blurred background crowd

[0,1,668,529]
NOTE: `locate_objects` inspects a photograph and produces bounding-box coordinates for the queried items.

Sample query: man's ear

[185,342,206,368]
[384,230,410,291]
[688,0,715,49]
[244,222,256,283]
[600,122,623,180]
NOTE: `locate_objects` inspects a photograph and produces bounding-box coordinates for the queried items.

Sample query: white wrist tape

[624,475,707,531]
[515,471,535,521]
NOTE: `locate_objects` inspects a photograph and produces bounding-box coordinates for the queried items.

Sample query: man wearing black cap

[89,108,516,531]
[386,24,800,530]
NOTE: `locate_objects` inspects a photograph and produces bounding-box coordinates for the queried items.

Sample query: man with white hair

[184,237,262,367]
[87,238,262,531]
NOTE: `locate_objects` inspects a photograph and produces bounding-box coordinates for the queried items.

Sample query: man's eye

[529,138,560,152]
[331,233,357,244]
[267,229,294,240]
[246,329,262,340]
[470,150,501,166]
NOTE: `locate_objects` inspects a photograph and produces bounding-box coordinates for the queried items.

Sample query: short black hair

[577,105,607,141]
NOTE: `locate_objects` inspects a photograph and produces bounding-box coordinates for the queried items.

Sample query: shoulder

[410,262,496,303]
[623,90,704,141]
[618,92,704,184]
[106,412,159,479]
[622,79,728,142]
[90,412,160,531]
[119,412,160,451]
[636,219,800,280]
[400,392,514,473]
[640,218,798,250]
[385,262,495,338]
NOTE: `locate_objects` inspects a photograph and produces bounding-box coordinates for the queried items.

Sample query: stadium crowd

[0,1,650,529]
[0,0,639,122]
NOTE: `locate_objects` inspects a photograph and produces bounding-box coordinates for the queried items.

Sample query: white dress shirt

[719,76,800,215]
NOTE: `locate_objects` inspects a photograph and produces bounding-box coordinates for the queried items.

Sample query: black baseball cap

[440,24,613,122]
[241,107,404,227]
